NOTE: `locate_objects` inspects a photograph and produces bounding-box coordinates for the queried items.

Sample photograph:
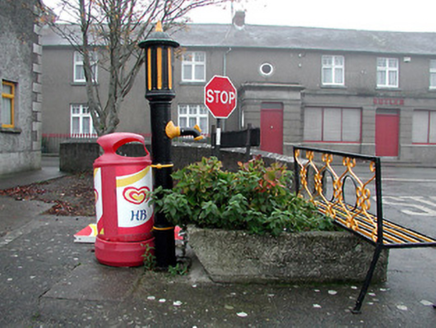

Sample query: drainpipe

[223,47,232,76]
[219,47,232,135]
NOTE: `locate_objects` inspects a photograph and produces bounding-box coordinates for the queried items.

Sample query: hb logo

[123,186,150,205]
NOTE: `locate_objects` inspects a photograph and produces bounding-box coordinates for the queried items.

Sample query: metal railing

[42,133,98,154]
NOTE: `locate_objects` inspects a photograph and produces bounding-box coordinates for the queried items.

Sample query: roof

[172,24,436,55]
[42,23,436,56]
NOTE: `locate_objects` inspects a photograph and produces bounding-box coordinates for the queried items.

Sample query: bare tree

[40,0,237,135]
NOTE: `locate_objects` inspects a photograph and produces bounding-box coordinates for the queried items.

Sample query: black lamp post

[139,22,202,269]
[138,22,179,269]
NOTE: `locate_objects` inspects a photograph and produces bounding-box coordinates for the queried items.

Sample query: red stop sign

[204,75,237,119]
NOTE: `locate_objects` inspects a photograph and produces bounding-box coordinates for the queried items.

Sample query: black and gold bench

[293,146,436,313]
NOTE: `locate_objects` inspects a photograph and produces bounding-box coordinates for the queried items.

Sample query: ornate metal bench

[293,146,436,313]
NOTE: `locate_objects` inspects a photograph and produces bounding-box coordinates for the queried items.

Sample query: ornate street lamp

[139,22,201,269]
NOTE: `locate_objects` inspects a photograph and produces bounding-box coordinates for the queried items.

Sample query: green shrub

[150,156,335,236]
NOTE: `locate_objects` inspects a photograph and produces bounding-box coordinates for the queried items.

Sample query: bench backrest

[293,146,384,245]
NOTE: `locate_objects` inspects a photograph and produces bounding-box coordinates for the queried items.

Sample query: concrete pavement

[0,156,67,236]
[0,156,67,190]
[0,157,435,327]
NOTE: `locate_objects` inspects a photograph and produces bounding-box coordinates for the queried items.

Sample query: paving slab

[0,197,52,237]
[42,264,142,302]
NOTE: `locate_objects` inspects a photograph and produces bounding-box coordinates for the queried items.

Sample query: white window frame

[377,57,399,88]
[430,60,436,89]
[178,104,208,134]
[74,51,98,83]
[412,110,436,144]
[181,51,206,82]
[259,63,274,77]
[322,55,344,86]
[70,104,97,137]
[304,107,361,143]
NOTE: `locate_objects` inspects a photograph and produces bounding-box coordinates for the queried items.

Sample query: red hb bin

[93,132,154,267]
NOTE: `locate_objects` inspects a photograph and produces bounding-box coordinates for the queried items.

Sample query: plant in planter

[150,156,335,236]
[148,157,389,284]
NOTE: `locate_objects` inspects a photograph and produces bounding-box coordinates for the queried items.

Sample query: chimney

[232,11,245,29]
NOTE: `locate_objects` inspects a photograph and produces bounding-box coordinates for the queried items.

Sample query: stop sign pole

[214,118,223,158]
[204,75,237,157]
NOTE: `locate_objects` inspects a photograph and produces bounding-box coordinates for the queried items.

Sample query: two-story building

[41,12,436,164]
[0,0,43,175]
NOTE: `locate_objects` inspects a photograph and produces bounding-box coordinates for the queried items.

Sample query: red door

[375,109,399,156]
[260,102,283,154]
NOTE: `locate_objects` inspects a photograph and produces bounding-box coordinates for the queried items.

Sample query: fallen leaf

[396,304,408,311]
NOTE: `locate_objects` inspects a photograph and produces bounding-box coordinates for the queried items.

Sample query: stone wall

[0,0,42,175]
[60,141,295,173]
[59,140,100,173]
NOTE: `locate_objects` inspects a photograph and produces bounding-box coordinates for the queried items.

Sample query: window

[1,81,15,128]
[304,107,361,142]
[377,57,398,88]
[322,55,344,86]
[260,63,274,76]
[70,104,97,137]
[178,104,208,134]
[430,60,436,89]
[412,110,436,144]
[74,51,98,83]
[181,51,205,82]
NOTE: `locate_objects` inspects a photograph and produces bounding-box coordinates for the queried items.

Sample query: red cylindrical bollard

[93,132,154,267]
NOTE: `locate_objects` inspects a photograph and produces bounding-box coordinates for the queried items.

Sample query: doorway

[260,102,283,154]
[375,109,399,157]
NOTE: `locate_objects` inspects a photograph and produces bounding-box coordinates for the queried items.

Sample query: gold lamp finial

[155,21,163,32]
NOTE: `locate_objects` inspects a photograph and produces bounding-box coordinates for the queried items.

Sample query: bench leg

[352,244,384,314]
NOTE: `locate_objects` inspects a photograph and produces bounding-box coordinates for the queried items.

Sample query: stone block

[188,226,389,284]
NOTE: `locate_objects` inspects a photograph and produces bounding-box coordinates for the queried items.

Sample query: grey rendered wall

[42,47,87,136]
[42,45,150,139]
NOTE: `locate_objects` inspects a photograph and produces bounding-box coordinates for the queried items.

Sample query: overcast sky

[188,0,436,32]
[44,0,436,32]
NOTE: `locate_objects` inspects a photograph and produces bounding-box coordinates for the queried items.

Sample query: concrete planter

[187,226,389,284]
